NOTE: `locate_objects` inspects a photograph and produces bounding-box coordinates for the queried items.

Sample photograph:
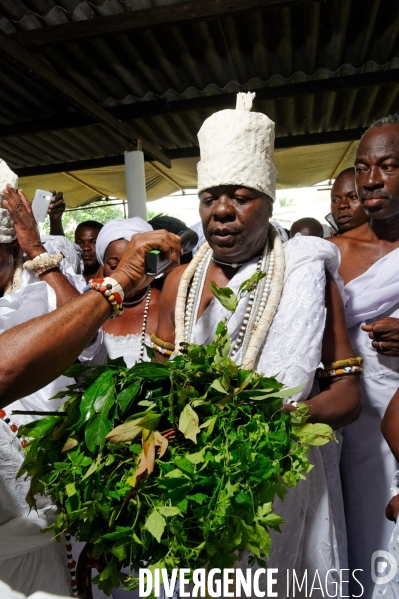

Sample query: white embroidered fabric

[0,420,30,526]
[103,332,152,368]
[193,235,346,597]
[0,241,102,594]
[0,421,71,596]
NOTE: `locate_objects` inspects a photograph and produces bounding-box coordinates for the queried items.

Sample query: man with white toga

[329,114,399,598]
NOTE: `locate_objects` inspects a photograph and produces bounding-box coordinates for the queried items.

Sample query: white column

[124,149,147,220]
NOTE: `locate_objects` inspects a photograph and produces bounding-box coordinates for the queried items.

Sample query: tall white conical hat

[197,92,277,201]
[0,159,18,243]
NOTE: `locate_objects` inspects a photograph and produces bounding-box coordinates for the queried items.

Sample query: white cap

[197,92,277,201]
[0,159,18,243]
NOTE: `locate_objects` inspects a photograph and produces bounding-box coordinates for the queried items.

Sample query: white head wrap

[197,92,277,201]
[0,159,18,243]
[96,217,153,266]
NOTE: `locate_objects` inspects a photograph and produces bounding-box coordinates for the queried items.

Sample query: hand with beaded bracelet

[0,229,184,408]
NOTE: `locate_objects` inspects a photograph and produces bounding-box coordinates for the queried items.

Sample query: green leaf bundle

[18,321,334,595]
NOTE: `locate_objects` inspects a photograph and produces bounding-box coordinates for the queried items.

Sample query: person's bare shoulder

[326,229,365,251]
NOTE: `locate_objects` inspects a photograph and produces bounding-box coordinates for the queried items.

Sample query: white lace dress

[103,332,152,368]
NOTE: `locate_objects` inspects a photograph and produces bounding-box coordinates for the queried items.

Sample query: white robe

[193,235,345,598]
[0,240,103,596]
[341,248,399,599]
[0,419,71,596]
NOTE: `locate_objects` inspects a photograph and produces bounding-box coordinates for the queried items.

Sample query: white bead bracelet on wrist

[23,251,63,277]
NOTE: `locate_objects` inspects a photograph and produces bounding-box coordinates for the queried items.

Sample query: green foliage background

[38,203,159,241]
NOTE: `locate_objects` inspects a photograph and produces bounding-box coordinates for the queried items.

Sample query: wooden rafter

[15,128,366,178]
[0,31,171,167]
[13,0,322,48]
[0,69,397,140]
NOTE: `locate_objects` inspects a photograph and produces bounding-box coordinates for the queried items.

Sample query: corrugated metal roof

[0,0,398,203]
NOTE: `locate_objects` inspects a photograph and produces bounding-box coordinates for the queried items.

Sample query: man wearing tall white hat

[154,93,361,595]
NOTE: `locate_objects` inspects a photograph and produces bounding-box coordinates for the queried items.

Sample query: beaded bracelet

[150,333,175,352]
[322,357,363,370]
[152,342,173,356]
[83,277,124,319]
[316,365,363,378]
[23,252,63,277]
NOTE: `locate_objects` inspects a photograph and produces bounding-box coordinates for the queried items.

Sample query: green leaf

[177,498,188,513]
[255,522,271,557]
[18,416,61,439]
[65,483,76,497]
[175,458,194,476]
[263,513,285,530]
[178,404,201,444]
[292,422,335,446]
[209,281,238,313]
[210,379,228,394]
[102,527,132,540]
[85,413,112,454]
[81,453,102,481]
[237,369,254,389]
[238,271,266,296]
[187,493,208,504]
[106,413,161,443]
[94,384,115,414]
[76,370,116,429]
[144,510,166,543]
[117,381,141,415]
[157,506,181,518]
[235,492,253,510]
[199,416,217,434]
[63,363,92,378]
[54,462,71,471]
[110,541,128,561]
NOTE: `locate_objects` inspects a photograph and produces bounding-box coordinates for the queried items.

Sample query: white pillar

[124,149,147,220]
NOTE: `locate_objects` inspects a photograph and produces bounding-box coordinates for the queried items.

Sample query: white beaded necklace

[139,287,152,362]
[183,238,272,358]
[175,225,285,369]
[184,249,213,343]
[232,243,273,360]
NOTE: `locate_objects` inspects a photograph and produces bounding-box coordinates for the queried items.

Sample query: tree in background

[39,202,160,241]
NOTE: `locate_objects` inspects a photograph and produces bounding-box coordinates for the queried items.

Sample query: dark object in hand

[145,228,198,275]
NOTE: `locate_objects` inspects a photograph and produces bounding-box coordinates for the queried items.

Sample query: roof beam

[16,128,365,178]
[13,0,321,48]
[0,31,171,167]
[0,69,397,140]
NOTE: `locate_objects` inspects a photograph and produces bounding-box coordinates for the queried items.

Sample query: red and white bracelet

[83,277,124,319]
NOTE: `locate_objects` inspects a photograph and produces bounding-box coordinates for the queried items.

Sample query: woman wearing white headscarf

[95,217,160,368]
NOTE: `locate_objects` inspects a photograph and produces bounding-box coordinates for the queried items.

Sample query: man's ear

[11,239,19,259]
[268,199,273,217]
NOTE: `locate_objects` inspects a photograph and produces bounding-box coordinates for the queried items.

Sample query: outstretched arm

[0,229,182,407]
[299,274,362,429]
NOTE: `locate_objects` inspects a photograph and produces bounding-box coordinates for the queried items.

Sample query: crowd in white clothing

[2,99,399,599]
